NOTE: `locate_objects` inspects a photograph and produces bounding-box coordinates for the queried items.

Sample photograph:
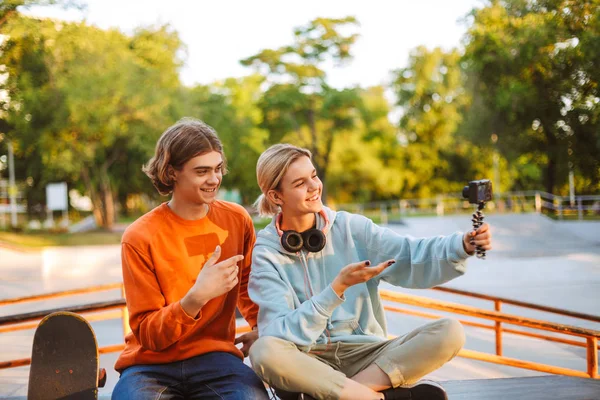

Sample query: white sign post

[46,182,69,227]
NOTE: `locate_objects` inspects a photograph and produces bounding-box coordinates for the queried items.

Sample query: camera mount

[462,179,492,259]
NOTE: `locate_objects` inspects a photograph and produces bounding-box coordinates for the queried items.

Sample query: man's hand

[331,259,395,297]
[463,222,493,255]
[235,329,259,357]
[181,246,242,318]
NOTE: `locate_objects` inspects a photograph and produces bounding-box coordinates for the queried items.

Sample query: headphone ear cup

[281,230,304,252]
[302,229,326,253]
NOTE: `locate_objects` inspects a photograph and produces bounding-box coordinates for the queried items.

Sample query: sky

[23,0,483,89]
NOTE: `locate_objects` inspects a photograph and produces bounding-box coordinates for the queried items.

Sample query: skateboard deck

[28,311,104,400]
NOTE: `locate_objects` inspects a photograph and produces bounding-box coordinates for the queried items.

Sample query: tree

[325,86,402,204]
[463,0,600,194]
[0,15,68,219]
[241,17,362,202]
[0,0,83,27]
[1,16,184,228]
[391,46,497,196]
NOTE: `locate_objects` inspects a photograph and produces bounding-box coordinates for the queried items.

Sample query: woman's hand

[235,328,259,357]
[463,222,492,255]
[331,259,395,296]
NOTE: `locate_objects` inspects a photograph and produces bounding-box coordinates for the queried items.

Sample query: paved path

[0,213,598,397]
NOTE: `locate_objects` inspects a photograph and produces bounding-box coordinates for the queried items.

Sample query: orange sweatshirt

[114,201,258,372]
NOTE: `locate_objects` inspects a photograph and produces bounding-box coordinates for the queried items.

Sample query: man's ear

[267,189,283,206]
[168,165,177,182]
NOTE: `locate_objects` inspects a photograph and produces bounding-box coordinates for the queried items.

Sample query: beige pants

[250,318,465,400]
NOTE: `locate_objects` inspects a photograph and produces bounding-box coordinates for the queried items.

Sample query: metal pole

[121,285,131,336]
[380,204,388,225]
[495,300,503,356]
[588,337,598,378]
[436,195,444,216]
[569,170,575,208]
[0,174,5,229]
[7,142,17,228]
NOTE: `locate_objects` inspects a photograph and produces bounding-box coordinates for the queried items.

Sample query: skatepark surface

[0,213,598,397]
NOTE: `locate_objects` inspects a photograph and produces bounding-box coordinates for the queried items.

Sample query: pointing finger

[218,255,244,268]
[205,245,222,267]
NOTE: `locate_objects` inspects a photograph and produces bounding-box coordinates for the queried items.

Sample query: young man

[112,118,269,399]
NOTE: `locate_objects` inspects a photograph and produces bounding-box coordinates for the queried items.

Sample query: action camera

[462,179,493,204]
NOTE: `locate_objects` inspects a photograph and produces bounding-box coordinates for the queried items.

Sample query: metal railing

[380,288,599,379]
[0,283,598,379]
[334,191,600,223]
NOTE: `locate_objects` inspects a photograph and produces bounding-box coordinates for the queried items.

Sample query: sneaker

[381,380,448,400]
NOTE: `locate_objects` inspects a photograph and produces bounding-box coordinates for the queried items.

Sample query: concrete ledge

[443,375,600,400]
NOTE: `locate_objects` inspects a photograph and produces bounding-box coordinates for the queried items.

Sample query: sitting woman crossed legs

[248,144,492,400]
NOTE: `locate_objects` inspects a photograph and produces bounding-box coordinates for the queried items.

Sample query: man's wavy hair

[143,118,227,195]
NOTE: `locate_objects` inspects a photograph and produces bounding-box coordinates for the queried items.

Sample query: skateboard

[28,311,106,400]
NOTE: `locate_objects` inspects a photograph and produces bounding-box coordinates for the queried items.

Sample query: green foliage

[241,17,366,202]
[241,17,359,86]
[1,16,183,227]
[2,2,599,229]
[462,0,600,194]
[395,47,467,147]
[391,46,490,197]
[0,0,84,28]
[0,229,122,248]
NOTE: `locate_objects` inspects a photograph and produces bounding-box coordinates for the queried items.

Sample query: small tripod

[462,179,492,260]
[471,202,486,259]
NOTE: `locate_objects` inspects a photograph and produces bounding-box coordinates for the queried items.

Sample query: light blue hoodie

[248,206,470,347]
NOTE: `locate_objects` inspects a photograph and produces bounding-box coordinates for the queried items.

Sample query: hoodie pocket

[331,318,366,337]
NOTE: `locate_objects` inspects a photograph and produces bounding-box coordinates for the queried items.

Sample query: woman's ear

[267,189,283,206]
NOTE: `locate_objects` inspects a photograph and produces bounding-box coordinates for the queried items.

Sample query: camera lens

[462,186,469,199]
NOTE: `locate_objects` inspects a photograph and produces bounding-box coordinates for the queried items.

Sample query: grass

[0,214,276,250]
[0,229,123,249]
[253,218,272,231]
[116,214,144,224]
[1,220,273,249]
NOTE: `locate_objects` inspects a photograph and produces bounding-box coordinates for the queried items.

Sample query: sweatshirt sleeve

[249,249,344,346]
[121,242,204,352]
[236,214,260,328]
[350,214,470,288]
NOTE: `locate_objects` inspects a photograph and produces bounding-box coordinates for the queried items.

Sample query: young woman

[248,144,492,400]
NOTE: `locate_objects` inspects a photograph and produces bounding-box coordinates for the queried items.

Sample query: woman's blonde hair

[143,118,227,195]
[254,143,312,217]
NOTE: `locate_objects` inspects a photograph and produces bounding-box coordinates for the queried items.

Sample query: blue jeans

[112,352,270,400]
